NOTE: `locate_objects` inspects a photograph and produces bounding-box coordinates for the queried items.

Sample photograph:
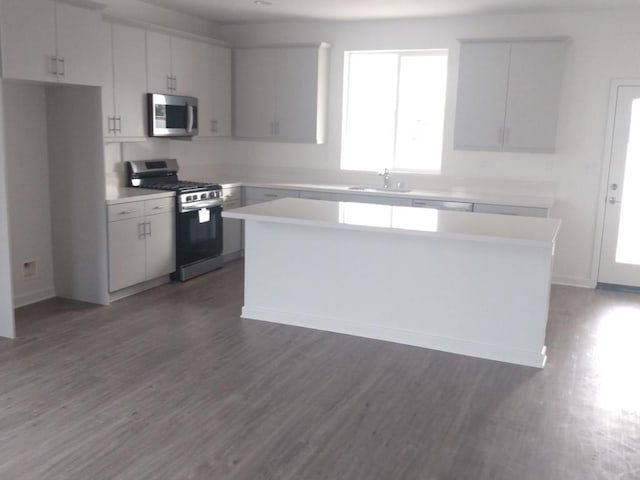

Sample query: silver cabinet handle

[611,183,618,190]
[173,76,177,91]
[107,116,114,133]
[49,56,58,76]
[57,57,65,77]
[211,120,218,133]
[137,222,145,239]
[166,75,172,91]
[118,210,133,215]
[146,221,152,237]
[116,116,122,133]
[609,197,621,205]
[152,206,162,210]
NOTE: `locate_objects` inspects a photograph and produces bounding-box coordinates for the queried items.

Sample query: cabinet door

[275,47,320,141]
[170,36,195,95]
[108,217,146,292]
[454,42,511,150]
[147,31,173,94]
[0,0,57,83]
[113,24,147,138]
[101,23,116,138]
[233,48,277,139]
[504,41,566,152]
[145,211,175,280]
[55,1,103,86]
[195,43,232,137]
[192,41,216,136]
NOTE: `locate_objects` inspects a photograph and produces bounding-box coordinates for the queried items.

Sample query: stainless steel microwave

[147,93,198,137]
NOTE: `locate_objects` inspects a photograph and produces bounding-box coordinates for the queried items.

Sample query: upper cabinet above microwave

[454,38,567,153]
[233,43,330,144]
[146,31,232,137]
[0,0,104,86]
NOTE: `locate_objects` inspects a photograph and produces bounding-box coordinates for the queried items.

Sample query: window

[340,50,448,173]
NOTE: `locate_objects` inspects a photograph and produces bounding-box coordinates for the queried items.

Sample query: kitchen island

[223,198,561,367]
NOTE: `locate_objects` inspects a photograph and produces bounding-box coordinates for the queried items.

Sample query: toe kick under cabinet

[107,197,175,292]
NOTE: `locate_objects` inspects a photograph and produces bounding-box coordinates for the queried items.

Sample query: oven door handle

[179,200,223,213]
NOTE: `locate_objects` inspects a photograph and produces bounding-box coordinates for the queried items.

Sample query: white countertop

[106,188,175,205]
[217,180,554,209]
[223,197,561,247]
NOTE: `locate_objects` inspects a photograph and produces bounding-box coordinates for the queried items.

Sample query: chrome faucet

[378,168,391,189]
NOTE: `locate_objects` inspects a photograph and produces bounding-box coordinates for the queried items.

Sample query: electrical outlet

[23,260,37,279]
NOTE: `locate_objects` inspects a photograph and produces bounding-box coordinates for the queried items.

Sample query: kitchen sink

[348,186,412,193]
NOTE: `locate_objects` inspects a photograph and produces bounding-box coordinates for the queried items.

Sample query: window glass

[341,50,448,173]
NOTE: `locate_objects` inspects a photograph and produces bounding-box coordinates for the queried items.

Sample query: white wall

[47,86,109,305]
[0,83,16,338]
[222,10,640,287]
[2,82,55,308]
[105,137,231,194]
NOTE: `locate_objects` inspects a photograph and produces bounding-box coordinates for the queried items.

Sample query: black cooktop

[141,180,222,193]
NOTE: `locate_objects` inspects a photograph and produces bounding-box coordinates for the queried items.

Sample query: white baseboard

[109,276,170,303]
[13,287,56,308]
[552,275,595,289]
[242,306,546,368]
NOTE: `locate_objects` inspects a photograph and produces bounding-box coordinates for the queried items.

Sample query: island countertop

[223,197,561,248]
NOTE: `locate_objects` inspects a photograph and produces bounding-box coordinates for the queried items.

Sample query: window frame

[340,48,449,175]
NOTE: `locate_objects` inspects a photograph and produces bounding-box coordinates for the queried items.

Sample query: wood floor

[1,260,639,480]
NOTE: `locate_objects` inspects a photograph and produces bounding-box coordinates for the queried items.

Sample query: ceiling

[135,0,640,24]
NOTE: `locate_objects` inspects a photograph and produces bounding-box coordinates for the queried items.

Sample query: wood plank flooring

[1,260,639,479]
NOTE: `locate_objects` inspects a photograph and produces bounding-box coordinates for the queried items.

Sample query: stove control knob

[186,196,192,202]
[201,194,207,200]
[209,192,215,198]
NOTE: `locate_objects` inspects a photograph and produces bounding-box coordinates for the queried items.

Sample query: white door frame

[591,79,640,287]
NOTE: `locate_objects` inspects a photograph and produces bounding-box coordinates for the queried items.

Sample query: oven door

[176,205,222,267]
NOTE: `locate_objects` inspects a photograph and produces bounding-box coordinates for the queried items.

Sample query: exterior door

[599,85,640,286]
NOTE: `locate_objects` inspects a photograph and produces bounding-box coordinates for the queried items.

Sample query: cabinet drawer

[108,202,144,222]
[243,187,299,203]
[145,197,174,215]
[412,199,473,211]
[473,203,548,218]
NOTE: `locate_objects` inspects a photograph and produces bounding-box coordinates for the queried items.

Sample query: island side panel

[242,220,554,367]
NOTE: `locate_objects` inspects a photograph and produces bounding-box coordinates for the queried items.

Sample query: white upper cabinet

[192,42,232,137]
[234,47,277,139]
[146,31,173,94]
[233,43,330,143]
[454,39,567,152]
[103,22,148,139]
[146,31,197,96]
[0,0,104,86]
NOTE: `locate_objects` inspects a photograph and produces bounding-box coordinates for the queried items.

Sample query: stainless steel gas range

[126,159,223,281]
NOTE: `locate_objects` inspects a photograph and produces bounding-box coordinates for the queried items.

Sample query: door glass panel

[615,99,640,265]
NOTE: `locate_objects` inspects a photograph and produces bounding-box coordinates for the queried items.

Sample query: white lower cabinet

[243,187,299,206]
[222,187,243,257]
[472,202,548,218]
[107,197,175,292]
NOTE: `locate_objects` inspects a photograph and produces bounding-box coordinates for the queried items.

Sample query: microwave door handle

[186,104,193,133]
